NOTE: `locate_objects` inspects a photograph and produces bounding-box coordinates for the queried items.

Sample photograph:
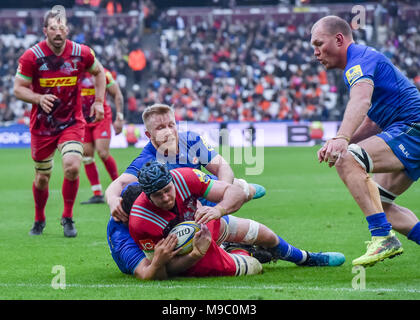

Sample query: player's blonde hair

[142,104,175,131]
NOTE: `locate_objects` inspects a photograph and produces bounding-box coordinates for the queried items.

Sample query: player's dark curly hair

[121,184,143,215]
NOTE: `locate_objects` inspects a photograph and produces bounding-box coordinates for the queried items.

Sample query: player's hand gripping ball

[169,221,201,255]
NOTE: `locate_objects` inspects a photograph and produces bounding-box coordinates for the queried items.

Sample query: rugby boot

[352,231,403,267]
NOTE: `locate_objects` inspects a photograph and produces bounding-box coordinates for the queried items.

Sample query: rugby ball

[169,221,201,255]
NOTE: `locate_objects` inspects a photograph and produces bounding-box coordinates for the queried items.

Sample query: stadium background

[1,0,420,302]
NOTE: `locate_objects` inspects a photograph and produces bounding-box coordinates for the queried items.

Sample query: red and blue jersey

[129,167,214,256]
[81,68,115,124]
[16,39,96,136]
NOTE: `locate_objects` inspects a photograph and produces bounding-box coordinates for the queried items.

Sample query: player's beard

[50,36,65,50]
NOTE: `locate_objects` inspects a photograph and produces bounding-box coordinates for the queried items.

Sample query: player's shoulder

[346,43,384,68]
[22,40,47,60]
[67,40,95,58]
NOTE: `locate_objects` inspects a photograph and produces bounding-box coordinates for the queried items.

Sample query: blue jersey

[344,43,420,130]
[125,131,218,176]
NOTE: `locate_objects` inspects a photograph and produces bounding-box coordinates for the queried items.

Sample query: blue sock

[407,222,420,245]
[366,212,392,237]
[273,235,305,264]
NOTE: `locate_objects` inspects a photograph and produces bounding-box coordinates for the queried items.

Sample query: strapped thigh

[34,154,54,174]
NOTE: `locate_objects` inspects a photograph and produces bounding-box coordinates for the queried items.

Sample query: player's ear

[145,131,151,139]
[42,27,47,37]
[335,33,344,47]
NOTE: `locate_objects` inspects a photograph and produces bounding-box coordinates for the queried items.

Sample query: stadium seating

[0,1,419,125]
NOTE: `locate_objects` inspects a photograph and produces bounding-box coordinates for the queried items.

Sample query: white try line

[1,282,419,294]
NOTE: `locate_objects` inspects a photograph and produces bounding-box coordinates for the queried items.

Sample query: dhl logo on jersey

[39,76,77,87]
[81,88,95,96]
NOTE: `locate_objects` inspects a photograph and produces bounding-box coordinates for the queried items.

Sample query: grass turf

[0,146,419,300]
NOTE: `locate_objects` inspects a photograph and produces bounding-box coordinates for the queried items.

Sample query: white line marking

[1,283,419,294]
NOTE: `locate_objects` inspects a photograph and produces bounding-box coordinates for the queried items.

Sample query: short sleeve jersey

[343,43,420,129]
[16,39,96,135]
[125,131,218,176]
[128,167,214,258]
[81,68,115,123]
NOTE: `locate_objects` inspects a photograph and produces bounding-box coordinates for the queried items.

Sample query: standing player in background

[312,16,420,267]
[13,8,106,237]
[80,68,124,204]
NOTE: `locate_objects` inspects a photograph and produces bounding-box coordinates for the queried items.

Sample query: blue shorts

[377,122,420,181]
[107,217,145,275]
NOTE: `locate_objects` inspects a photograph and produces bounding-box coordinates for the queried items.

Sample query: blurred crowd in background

[0,0,419,125]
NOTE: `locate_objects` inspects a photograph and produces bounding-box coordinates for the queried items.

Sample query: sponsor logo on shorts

[39,76,77,87]
[399,144,410,157]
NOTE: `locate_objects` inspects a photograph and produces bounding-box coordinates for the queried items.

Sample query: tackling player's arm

[205,154,234,184]
[105,173,138,222]
[106,75,124,135]
[318,81,374,165]
[88,58,106,122]
[195,179,247,224]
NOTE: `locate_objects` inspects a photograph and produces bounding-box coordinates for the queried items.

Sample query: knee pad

[34,156,54,174]
[82,156,95,164]
[376,183,397,204]
[60,141,84,159]
[230,254,262,276]
[348,144,373,173]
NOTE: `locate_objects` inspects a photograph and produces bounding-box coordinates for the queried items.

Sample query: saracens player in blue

[312,16,420,267]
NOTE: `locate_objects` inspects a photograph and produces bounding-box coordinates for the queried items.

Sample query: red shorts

[31,122,85,161]
[183,219,237,277]
[84,117,112,144]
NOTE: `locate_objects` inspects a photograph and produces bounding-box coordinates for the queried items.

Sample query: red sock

[33,182,48,222]
[230,249,251,256]
[103,156,118,181]
[84,162,102,196]
[62,177,79,219]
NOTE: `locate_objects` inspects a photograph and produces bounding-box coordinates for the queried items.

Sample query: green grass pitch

[0,146,419,300]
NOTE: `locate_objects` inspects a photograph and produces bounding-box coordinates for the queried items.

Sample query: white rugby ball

[169,221,201,255]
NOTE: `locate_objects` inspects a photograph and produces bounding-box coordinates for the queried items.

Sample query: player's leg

[58,125,84,237]
[29,134,56,235]
[220,216,345,266]
[95,138,119,181]
[81,124,105,204]
[374,172,420,244]
[335,132,416,266]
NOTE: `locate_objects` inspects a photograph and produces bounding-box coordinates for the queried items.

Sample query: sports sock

[33,182,48,222]
[229,248,251,256]
[366,212,392,237]
[273,235,306,264]
[407,222,420,245]
[84,162,102,196]
[103,156,118,181]
[62,177,79,219]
